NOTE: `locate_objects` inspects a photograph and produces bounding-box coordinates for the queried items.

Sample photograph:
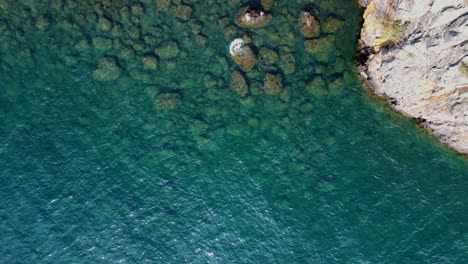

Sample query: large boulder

[235,6,272,28]
[229,38,258,72]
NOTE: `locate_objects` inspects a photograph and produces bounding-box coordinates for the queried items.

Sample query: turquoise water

[1,0,467,263]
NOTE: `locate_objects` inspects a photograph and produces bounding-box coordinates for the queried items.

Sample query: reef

[358,0,468,154]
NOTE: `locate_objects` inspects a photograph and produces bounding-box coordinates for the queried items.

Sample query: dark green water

[1,0,467,263]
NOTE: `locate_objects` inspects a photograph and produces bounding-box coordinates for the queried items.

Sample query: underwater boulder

[306,76,328,96]
[259,47,279,65]
[155,92,181,110]
[230,70,249,97]
[304,36,335,63]
[141,55,158,71]
[279,51,296,75]
[261,0,274,10]
[155,41,180,59]
[155,0,171,12]
[174,4,192,21]
[97,16,112,32]
[92,37,113,52]
[298,11,320,38]
[229,38,258,72]
[93,57,122,82]
[264,73,283,95]
[35,15,50,30]
[322,16,345,34]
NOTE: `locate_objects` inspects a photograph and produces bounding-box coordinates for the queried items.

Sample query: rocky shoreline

[357,0,468,154]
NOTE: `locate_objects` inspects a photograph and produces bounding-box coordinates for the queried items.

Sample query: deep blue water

[0,0,467,263]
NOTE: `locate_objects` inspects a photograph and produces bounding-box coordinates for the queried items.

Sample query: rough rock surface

[359,0,468,154]
[234,6,272,28]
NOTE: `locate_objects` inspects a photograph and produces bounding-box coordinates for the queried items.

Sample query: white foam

[229,38,247,56]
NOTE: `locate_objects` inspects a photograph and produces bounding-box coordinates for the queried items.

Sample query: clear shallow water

[1,0,467,263]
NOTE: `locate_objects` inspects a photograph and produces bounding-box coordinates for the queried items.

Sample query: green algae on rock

[230,70,249,97]
[154,41,180,59]
[174,4,193,21]
[298,11,320,38]
[322,16,345,34]
[155,92,181,110]
[261,0,274,11]
[141,55,158,71]
[306,76,328,97]
[259,47,279,65]
[264,73,283,95]
[304,36,335,63]
[93,57,121,82]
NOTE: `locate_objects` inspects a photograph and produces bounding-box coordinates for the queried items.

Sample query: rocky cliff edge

[358,0,468,154]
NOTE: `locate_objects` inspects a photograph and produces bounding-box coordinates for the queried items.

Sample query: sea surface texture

[1,0,467,263]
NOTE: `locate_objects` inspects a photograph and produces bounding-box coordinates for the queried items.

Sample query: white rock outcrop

[359,0,468,154]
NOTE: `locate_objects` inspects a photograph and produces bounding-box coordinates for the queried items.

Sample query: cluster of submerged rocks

[0,0,200,109]
[227,1,347,100]
[0,0,354,112]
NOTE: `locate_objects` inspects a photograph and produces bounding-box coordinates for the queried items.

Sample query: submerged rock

[93,57,121,82]
[141,55,158,71]
[131,3,144,16]
[322,16,345,34]
[304,36,335,62]
[229,38,258,72]
[174,4,192,20]
[155,92,181,110]
[155,41,180,59]
[155,0,171,12]
[264,73,283,95]
[235,6,272,28]
[230,70,249,97]
[92,37,113,52]
[35,15,50,30]
[298,11,320,38]
[97,17,112,32]
[306,76,328,96]
[259,47,279,65]
[279,51,296,75]
[261,0,274,10]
